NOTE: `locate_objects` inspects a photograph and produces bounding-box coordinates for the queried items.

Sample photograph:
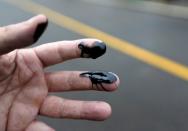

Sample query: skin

[0,15,120,131]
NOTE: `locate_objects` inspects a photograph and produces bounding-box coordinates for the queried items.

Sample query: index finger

[33,39,106,67]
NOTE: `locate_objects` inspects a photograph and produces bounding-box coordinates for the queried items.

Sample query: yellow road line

[5,0,188,81]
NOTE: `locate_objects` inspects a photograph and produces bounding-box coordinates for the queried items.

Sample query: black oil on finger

[78,41,106,59]
[33,20,48,43]
[80,71,117,84]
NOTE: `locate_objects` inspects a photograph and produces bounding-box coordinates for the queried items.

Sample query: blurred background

[1,0,188,131]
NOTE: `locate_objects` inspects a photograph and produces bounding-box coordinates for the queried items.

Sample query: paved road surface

[0,0,188,131]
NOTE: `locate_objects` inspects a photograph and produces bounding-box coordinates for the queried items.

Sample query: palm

[0,49,47,130]
[0,15,119,131]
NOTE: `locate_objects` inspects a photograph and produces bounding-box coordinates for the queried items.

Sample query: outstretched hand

[0,15,120,131]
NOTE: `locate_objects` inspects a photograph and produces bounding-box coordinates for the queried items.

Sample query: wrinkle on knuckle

[57,44,65,62]
[75,40,82,56]
[0,26,9,51]
[33,48,45,68]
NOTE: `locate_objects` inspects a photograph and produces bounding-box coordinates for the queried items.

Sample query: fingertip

[104,72,120,92]
[100,102,112,120]
[33,15,48,43]
[23,14,48,43]
[93,102,112,121]
[28,14,48,23]
[33,20,48,43]
[37,14,48,20]
[91,41,106,59]
[110,72,120,86]
[77,38,107,59]
[36,14,48,24]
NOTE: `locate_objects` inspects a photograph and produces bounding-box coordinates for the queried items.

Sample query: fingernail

[78,41,106,59]
[33,20,48,42]
[80,71,117,84]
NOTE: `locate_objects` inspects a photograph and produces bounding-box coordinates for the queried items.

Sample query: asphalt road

[0,0,188,131]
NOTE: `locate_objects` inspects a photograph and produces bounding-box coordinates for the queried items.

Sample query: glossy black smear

[80,71,117,84]
[78,41,106,59]
[33,20,48,43]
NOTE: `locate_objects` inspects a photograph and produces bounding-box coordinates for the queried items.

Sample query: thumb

[0,14,48,55]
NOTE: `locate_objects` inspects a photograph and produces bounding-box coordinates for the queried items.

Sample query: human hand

[0,15,120,131]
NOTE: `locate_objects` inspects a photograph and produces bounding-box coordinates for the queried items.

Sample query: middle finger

[45,71,119,92]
